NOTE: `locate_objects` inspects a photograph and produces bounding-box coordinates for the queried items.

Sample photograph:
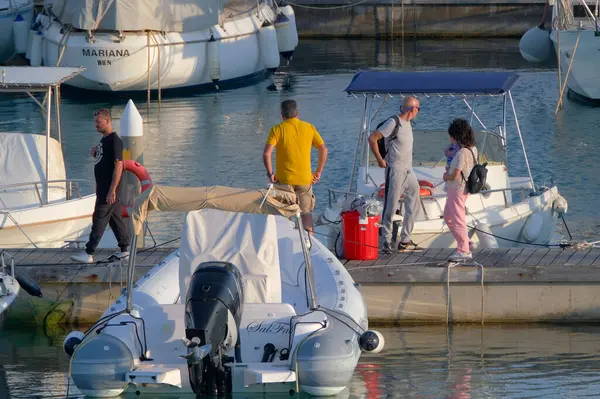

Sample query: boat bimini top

[342,70,536,194]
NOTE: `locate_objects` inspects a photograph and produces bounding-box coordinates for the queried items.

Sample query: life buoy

[377,182,433,199]
[121,160,152,218]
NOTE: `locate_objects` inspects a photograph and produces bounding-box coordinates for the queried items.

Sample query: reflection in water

[5,325,600,397]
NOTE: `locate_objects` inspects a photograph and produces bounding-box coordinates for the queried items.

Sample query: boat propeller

[180,337,212,365]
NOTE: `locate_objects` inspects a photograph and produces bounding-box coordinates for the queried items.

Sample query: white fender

[13,14,29,54]
[258,21,280,72]
[522,212,544,243]
[473,220,499,249]
[274,5,298,61]
[25,29,35,59]
[552,195,568,216]
[29,31,43,67]
[207,35,220,85]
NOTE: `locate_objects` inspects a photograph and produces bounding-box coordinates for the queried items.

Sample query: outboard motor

[184,261,244,396]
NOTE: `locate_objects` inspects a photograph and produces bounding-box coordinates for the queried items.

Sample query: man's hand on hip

[312,171,322,184]
[106,191,117,205]
[90,145,97,157]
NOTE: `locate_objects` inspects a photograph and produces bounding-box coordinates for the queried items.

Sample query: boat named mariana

[82,49,130,57]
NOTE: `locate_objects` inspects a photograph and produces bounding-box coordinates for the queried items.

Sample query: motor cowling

[184,261,244,396]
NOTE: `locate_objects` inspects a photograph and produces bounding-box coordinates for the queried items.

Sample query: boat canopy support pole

[126,233,138,312]
[45,86,52,205]
[508,90,536,193]
[55,86,62,143]
[296,212,318,310]
[502,93,507,151]
[347,96,368,195]
[462,97,488,132]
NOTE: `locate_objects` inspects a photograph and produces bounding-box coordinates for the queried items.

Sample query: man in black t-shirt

[71,108,129,264]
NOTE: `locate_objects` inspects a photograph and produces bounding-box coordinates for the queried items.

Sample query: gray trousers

[381,165,420,244]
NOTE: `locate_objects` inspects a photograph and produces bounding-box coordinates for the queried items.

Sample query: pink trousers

[444,186,470,254]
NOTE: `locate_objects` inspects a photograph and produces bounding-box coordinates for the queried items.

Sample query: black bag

[376,115,400,159]
[461,147,488,194]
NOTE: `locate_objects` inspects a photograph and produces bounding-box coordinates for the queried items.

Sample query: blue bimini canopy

[344,71,519,96]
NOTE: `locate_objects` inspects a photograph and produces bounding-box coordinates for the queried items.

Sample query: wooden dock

[3,246,600,328]
[342,247,600,324]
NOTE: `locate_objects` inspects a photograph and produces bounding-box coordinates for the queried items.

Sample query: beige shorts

[292,184,315,214]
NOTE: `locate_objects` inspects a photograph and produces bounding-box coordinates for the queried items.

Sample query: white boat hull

[37,3,290,92]
[0,273,20,331]
[551,29,600,101]
[0,1,34,62]
[0,195,118,248]
[316,164,565,254]
[66,213,371,397]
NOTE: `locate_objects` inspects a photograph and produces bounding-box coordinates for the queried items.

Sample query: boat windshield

[363,128,506,166]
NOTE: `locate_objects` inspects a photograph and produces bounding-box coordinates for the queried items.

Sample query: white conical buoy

[13,14,28,54]
[519,24,553,63]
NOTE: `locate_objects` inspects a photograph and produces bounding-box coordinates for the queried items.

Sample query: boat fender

[519,23,552,63]
[63,331,85,357]
[207,34,220,88]
[473,220,499,249]
[377,182,433,199]
[274,5,298,61]
[552,195,568,216]
[15,268,43,297]
[522,212,544,243]
[359,330,385,354]
[29,31,43,67]
[13,14,29,54]
[258,21,280,73]
[121,160,152,218]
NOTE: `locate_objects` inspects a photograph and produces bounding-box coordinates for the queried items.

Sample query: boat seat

[237,302,297,364]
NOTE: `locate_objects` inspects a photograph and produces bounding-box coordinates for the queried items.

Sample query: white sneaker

[448,251,472,262]
[70,252,94,264]
[110,251,129,260]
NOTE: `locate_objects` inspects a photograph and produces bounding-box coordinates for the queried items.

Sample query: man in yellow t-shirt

[263,100,328,234]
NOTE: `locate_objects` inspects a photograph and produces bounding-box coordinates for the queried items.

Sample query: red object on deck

[342,210,380,260]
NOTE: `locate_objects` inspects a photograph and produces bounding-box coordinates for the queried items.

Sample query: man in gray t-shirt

[367,96,422,253]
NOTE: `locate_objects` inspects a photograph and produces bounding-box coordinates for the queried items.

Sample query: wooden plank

[493,248,523,267]
[372,253,396,266]
[536,248,563,266]
[522,248,550,266]
[549,249,578,266]
[480,248,510,267]
[425,248,456,267]
[577,249,600,267]
[472,248,494,264]
[564,248,592,266]
[510,248,538,266]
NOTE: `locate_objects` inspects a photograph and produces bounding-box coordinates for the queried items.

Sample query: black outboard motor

[184,261,244,397]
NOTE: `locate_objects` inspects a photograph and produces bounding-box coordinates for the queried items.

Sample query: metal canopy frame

[346,89,536,196]
[0,67,85,204]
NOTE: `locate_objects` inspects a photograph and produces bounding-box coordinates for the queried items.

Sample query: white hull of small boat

[0,0,34,62]
[64,209,379,397]
[0,272,19,331]
[316,164,566,254]
[0,194,100,248]
[550,29,600,101]
[36,3,297,92]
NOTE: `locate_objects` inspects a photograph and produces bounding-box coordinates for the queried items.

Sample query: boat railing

[0,178,95,209]
[326,185,536,222]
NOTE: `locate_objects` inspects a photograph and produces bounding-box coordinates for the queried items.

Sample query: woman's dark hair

[448,118,476,147]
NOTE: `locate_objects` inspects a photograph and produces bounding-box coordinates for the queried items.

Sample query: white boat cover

[0,67,85,91]
[0,133,67,211]
[179,209,282,304]
[44,0,222,33]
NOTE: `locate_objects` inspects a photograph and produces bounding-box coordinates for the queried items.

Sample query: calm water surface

[1,38,600,397]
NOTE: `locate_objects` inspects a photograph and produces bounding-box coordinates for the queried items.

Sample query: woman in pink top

[442,118,478,262]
